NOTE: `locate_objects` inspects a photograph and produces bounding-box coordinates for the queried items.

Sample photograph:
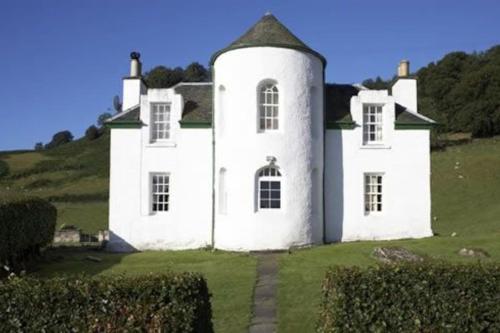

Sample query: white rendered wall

[392,79,418,112]
[325,90,432,242]
[108,87,213,251]
[213,47,324,251]
[122,78,146,110]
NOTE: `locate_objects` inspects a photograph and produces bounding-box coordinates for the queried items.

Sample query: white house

[106,14,435,252]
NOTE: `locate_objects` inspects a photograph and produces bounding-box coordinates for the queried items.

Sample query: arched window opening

[258,166,281,209]
[219,168,227,215]
[259,83,279,131]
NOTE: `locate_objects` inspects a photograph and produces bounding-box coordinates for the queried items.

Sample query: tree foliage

[362,45,500,137]
[97,112,112,127]
[144,62,209,88]
[85,125,100,141]
[45,130,73,149]
[34,142,43,151]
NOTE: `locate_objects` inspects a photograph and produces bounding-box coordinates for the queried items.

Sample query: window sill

[359,144,391,150]
[146,142,177,148]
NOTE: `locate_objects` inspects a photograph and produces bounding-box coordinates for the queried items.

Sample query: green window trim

[326,121,356,130]
[179,121,212,129]
[395,123,435,130]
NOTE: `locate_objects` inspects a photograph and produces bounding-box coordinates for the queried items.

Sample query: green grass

[54,201,108,233]
[37,250,257,333]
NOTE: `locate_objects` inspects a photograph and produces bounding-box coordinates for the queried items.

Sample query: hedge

[319,263,500,332]
[0,198,56,271]
[0,273,213,333]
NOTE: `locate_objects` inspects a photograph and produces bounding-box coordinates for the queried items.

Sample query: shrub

[0,273,213,332]
[45,130,73,149]
[319,263,500,332]
[85,125,100,140]
[0,198,57,272]
[34,142,44,150]
[0,159,9,178]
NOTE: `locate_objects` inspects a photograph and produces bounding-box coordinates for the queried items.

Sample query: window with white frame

[362,104,383,144]
[259,83,279,131]
[151,103,171,141]
[152,173,169,212]
[258,166,281,209]
[364,173,383,213]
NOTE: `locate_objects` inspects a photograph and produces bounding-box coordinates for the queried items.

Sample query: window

[364,173,383,213]
[258,166,281,209]
[151,103,171,141]
[259,83,279,131]
[363,105,383,144]
[152,173,169,212]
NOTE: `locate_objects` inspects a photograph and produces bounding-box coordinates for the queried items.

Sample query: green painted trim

[395,123,434,130]
[326,121,356,130]
[105,121,143,129]
[179,121,212,129]
[210,43,327,66]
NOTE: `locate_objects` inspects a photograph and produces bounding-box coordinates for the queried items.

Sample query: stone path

[248,253,280,333]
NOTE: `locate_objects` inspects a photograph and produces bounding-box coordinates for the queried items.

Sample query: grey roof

[395,103,434,125]
[175,84,213,123]
[211,14,326,65]
[325,84,359,123]
[106,105,141,124]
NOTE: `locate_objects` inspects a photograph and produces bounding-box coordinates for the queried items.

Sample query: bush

[0,273,213,332]
[319,263,500,332]
[0,159,9,178]
[45,130,73,149]
[0,198,57,272]
[85,125,100,140]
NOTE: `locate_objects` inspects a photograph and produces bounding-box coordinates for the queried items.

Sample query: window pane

[270,191,280,199]
[270,181,280,190]
[270,200,280,209]
[260,200,269,209]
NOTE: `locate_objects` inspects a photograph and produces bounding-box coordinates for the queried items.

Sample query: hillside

[0,132,110,232]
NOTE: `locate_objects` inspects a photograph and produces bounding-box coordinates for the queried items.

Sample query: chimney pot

[129,51,142,77]
[398,60,410,78]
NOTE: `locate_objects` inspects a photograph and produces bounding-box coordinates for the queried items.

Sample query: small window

[363,105,383,144]
[364,173,382,213]
[152,173,169,212]
[258,166,281,209]
[151,103,171,141]
[259,83,279,131]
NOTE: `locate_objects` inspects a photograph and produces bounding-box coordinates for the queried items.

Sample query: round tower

[212,13,325,250]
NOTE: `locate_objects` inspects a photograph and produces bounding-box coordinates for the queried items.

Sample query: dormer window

[259,83,279,131]
[151,103,171,142]
[362,104,383,144]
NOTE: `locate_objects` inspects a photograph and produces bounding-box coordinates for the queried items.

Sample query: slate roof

[106,105,141,125]
[325,84,359,123]
[174,84,213,123]
[211,13,326,65]
[394,103,434,125]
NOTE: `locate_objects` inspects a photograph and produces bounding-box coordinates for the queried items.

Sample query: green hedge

[0,273,213,332]
[319,263,500,332]
[0,198,56,271]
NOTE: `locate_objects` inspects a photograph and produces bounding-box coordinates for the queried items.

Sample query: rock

[458,248,489,258]
[85,256,102,263]
[372,247,424,264]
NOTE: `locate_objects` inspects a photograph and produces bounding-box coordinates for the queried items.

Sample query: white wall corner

[392,79,418,113]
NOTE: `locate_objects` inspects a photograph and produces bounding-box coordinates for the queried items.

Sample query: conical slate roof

[210,13,326,65]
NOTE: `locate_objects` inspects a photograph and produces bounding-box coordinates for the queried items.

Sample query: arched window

[258,166,281,209]
[259,83,279,131]
[219,168,227,215]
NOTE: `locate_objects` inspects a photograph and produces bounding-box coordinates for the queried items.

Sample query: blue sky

[0,0,499,150]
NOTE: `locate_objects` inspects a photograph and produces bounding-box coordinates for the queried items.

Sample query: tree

[45,131,73,149]
[97,112,112,127]
[113,95,122,113]
[34,142,44,151]
[85,125,100,140]
[184,62,209,82]
[144,66,184,88]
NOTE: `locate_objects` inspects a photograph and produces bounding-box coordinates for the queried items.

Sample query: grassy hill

[0,132,110,232]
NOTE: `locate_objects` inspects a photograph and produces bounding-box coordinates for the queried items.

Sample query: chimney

[129,51,142,77]
[122,51,146,110]
[392,59,417,113]
[398,60,410,78]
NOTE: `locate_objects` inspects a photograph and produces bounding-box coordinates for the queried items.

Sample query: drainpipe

[210,66,216,248]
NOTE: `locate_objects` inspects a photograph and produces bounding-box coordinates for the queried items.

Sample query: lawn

[37,250,257,333]
[54,201,108,233]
